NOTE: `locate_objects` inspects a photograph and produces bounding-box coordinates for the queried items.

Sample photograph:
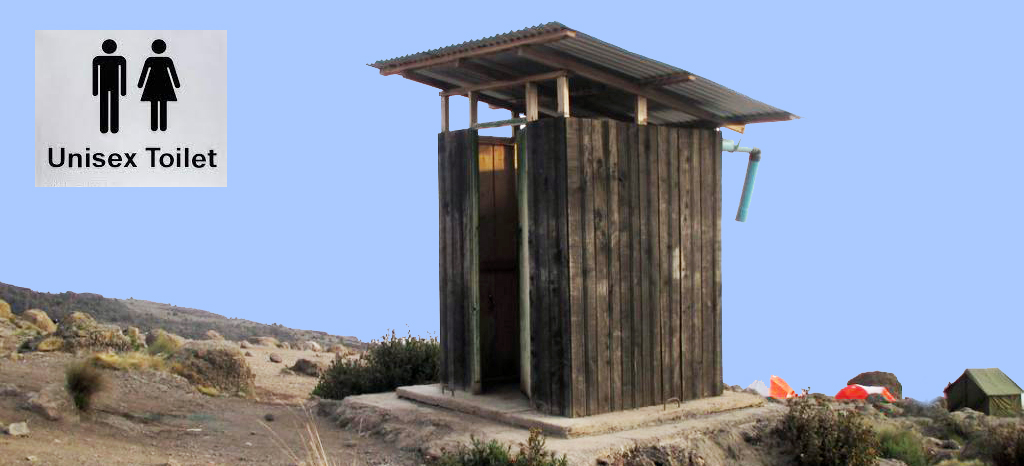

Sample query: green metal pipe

[722,139,762,222]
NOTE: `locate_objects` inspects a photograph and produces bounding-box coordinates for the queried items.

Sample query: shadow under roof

[371,22,798,128]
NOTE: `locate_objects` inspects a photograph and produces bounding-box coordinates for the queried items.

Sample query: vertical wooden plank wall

[556,119,722,417]
[438,129,481,392]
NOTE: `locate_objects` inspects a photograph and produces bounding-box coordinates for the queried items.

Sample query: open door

[477,136,520,391]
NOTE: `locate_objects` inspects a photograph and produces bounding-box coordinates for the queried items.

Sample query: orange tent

[770,375,797,399]
[835,384,896,402]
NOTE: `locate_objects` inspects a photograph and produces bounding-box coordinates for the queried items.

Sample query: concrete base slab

[319,388,787,465]
[396,384,765,438]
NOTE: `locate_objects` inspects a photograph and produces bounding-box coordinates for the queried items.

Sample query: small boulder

[278,342,291,350]
[328,344,348,355]
[35,336,64,352]
[57,312,132,352]
[23,383,70,421]
[5,421,30,436]
[0,299,13,322]
[848,371,902,399]
[303,341,322,352]
[264,413,275,422]
[269,353,283,363]
[146,329,186,350]
[204,330,224,341]
[244,351,253,357]
[0,383,21,397]
[288,358,325,377]
[239,341,252,349]
[19,310,57,334]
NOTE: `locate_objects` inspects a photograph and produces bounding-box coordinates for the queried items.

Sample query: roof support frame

[378,29,576,76]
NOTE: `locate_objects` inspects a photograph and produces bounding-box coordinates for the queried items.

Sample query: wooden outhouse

[371,23,796,417]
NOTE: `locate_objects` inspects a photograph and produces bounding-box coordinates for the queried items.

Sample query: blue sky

[3,1,1022,401]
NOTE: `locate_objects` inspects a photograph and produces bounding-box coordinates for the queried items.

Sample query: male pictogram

[92,39,126,134]
[138,39,181,131]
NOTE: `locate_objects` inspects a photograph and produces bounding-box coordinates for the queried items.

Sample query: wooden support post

[511,111,520,138]
[469,91,478,128]
[556,76,570,117]
[525,83,539,122]
[635,95,648,126]
[442,95,450,133]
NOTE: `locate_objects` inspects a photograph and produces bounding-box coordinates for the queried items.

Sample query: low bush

[313,330,438,400]
[775,397,878,466]
[989,423,1024,466]
[65,359,106,411]
[88,352,165,371]
[876,427,927,466]
[147,330,183,355]
[432,429,567,466]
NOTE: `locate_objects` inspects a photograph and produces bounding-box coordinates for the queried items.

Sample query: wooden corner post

[635,95,648,126]
[525,82,539,122]
[442,95,450,132]
[469,91,479,128]
[556,76,570,117]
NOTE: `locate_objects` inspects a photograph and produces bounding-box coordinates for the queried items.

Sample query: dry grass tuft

[66,359,106,411]
[260,406,337,466]
[88,352,166,371]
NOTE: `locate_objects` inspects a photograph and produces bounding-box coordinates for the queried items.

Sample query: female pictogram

[137,39,181,131]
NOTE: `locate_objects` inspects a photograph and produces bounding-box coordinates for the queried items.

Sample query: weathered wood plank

[619,122,636,410]
[467,130,481,394]
[442,96,450,133]
[689,128,702,400]
[700,128,714,398]
[438,133,449,385]
[554,117,572,416]
[525,83,539,122]
[607,121,622,413]
[593,120,610,414]
[472,118,527,130]
[526,123,541,406]
[678,128,693,401]
[557,76,570,117]
[713,130,723,396]
[545,119,563,414]
[440,70,568,97]
[667,127,681,401]
[652,125,665,406]
[533,121,551,411]
[581,118,598,415]
[452,131,467,389]
[566,118,587,417]
[516,128,531,396]
[637,124,652,408]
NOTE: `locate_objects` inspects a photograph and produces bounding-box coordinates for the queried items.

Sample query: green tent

[944,368,1023,417]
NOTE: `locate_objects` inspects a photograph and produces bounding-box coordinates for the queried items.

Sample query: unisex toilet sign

[35,31,227,187]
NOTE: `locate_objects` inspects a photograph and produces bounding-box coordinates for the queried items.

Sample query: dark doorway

[477,136,520,389]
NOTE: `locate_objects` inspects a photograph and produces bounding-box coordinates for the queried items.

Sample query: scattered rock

[303,341,322,352]
[146,329,186,350]
[5,421,29,436]
[0,299,13,321]
[289,358,325,377]
[239,341,252,349]
[34,336,64,352]
[125,326,146,349]
[876,458,908,466]
[264,413,275,422]
[244,351,253,357]
[56,311,132,352]
[169,341,256,398]
[205,330,224,341]
[250,336,279,348]
[278,342,292,350]
[328,344,349,355]
[23,383,70,421]
[0,383,21,397]
[269,353,283,363]
[19,310,57,334]
[848,371,902,399]
[25,455,38,462]
[279,368,295,376]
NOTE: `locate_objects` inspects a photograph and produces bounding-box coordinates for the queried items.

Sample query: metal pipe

[722,139,762,222]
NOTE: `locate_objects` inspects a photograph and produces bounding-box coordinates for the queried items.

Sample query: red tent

[835,384,896,402]
[770,375,797,399]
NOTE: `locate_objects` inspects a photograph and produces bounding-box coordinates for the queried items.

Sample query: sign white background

[35,30,227,187]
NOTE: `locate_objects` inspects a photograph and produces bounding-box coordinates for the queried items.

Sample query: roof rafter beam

[440,70,569,97]
[517,45,722,123]
[378,29,577,76]
[401,70,565,118]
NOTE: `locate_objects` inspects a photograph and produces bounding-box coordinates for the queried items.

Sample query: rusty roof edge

[369,22,572,70]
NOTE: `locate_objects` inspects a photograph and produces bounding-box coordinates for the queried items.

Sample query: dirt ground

[0,348,415,466]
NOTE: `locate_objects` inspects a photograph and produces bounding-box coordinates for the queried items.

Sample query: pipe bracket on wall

[722,139,761,222]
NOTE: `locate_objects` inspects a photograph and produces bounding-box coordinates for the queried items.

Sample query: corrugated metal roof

[371,23,798,126]
[965,369,1024,396]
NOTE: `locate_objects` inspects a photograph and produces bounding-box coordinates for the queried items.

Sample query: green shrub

[989,423,1024,466]
[147,331,182,355]
[876,428,927,466]
[432,429,567,466]
[65,359,106,411]
[775,397,878,466]
[313,330,438,400]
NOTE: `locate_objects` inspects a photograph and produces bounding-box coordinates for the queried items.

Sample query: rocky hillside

[0,282,365,350]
